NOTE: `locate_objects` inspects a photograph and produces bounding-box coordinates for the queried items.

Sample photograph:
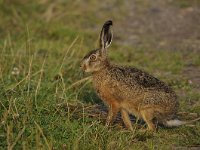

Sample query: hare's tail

[165,117,200,127]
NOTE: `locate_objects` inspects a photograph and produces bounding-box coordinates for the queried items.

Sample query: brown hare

[80,20,200,131]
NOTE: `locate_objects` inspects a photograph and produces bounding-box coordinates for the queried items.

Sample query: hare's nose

[80,61,83,68]
[80,62,86,70]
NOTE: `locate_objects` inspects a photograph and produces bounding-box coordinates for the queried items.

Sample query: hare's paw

[141,109,157,132]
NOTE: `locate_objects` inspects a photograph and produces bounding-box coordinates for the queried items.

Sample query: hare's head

[81,20,113,73]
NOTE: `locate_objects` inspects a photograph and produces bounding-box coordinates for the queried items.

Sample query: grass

[0,0,200,149]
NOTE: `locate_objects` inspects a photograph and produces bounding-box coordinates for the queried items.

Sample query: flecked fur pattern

[80,20,195,131]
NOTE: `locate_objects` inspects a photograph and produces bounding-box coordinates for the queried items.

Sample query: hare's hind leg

[141,109,156,131]
[106,102,120,126]
[121,109,133,131]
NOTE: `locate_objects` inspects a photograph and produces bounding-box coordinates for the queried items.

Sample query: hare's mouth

[80,63,88,72]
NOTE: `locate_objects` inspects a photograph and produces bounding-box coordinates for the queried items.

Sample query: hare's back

[108,66,172,92]
[108,65,178,110]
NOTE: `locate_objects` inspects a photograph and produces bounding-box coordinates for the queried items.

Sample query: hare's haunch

[80,20,200,131]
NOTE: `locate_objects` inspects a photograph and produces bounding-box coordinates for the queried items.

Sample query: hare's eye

[90,55,97,61]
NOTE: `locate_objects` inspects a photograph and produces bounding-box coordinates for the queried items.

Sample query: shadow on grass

[78,87,103,105]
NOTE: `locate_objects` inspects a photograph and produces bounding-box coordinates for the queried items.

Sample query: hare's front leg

[141,109,156,131]
[106,102,120,126]
[121,109,133,131]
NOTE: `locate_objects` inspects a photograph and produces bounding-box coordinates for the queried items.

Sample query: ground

[0,0,200,149]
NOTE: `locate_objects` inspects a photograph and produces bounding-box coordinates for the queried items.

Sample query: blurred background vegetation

[0,0,200,149]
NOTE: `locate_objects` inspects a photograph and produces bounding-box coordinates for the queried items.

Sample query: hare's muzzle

[80,61,87,71]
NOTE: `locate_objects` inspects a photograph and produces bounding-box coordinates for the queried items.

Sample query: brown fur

[92,65,179,130]
[80,20,179,131]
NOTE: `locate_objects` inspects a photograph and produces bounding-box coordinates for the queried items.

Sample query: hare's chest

[93,77,122,104]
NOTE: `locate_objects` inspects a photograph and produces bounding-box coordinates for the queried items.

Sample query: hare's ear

[99,20,113,50]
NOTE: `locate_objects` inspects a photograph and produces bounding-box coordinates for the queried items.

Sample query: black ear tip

[103,20,113,27]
